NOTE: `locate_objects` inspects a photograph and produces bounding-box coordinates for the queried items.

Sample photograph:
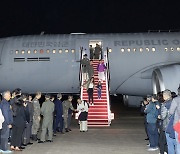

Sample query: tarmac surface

[13,97,159,154]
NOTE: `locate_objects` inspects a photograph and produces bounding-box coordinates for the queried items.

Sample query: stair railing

[104,48,111,125]
[79,47,84,100]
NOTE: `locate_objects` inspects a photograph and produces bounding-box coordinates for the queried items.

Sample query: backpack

[83,100,89,108]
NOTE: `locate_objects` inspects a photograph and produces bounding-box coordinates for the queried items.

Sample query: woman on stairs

[82,77,95,106]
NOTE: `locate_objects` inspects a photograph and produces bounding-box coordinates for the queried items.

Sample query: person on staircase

[94,44,102,59]
[82,77,95,106]
[80,54,90,82]
[77,99,89,132]
[97,59,107,82]
[89,45,94,60]
[96,81,102,99]
[87,60,94,79]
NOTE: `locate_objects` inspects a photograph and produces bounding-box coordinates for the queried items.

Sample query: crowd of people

[0,89,89,153]
[141,86,180,153]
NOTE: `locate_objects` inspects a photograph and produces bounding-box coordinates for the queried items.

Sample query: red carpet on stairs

[81,60,110,127]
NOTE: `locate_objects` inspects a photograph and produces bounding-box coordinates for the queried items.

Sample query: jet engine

[152,64,180,94]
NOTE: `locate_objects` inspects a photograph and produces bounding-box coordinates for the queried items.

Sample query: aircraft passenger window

[146,48,149,52]
[165,48,168,51]
[171,47,174,51]
[140,48,143,52]
[65,49,69,53]
[46,49,50,53]
[15,50,19,54]
[71,49,75,53]
[121,48,125,52]
[34,50,37,54]
[133,48,136,52]
[152,47,156,52]
[177,47,180,51]
[59,49,62,53]
[21,50,25,54]
[27,50,31,54]
[40,49,44,54]
[127,48,130,52]
[52,49,56,54]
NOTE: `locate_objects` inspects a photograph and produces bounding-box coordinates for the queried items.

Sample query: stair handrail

[79,47,84,99]
[104,49,111,125]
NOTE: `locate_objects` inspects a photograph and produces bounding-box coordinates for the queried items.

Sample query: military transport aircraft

[0,31,180,107]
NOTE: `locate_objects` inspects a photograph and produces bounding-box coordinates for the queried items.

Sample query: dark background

[0,0,180,38]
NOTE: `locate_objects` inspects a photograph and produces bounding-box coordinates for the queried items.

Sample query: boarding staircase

[78,49,113,127]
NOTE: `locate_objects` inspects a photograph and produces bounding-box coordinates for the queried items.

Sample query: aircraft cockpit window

[71,49,75,53]
[165,48,168,51]
[171,47,174,51]
[140,48,143,52]
[133,48,136,52]
[34,50,37,54]
[15,50,19,54]
[177,47,180,51]
[127,48,130,52]
[27,50,31,54]
[21,50,25,54]
[146,48,149,52]
[52,49,56,54]
[59,49,62,53]
[46,49,50,53]
[121,48,125,52]
[65,49,69,53]
[152,47,156,52]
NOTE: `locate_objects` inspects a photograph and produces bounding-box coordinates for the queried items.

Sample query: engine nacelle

[152,65,180,94]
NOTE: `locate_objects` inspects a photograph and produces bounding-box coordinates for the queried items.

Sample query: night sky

[0,0,180,38]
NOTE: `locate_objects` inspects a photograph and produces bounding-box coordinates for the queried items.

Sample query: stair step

[88,116,108,119]
[88,109,108,112]
[82,99,107,103]
[88,125,110,127]
[88,119,109,123]
[88,112,108,115]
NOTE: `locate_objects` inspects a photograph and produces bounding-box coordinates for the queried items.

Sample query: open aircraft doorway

[89,40,103,49]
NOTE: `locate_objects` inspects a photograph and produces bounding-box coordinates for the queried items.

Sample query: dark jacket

[161,100,172,131]
[54,99,63,116]
[0,99,13,128]
[145,102,158,123]
[13,104,27,128]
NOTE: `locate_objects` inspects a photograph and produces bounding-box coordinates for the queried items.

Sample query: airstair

[79,49,113,127]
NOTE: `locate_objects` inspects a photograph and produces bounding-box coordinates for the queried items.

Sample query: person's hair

[35,91,41,96]
[14,88,21,95]
[45,94,51,99]
[68,95,73,99]
[2,91,10,98]
[171,92,177,99]
[152,94,158,100]
[16,97,24,105]
[163,89,172,98]
[157,92,164,103]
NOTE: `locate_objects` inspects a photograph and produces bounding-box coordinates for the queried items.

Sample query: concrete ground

[14,100,159,154]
